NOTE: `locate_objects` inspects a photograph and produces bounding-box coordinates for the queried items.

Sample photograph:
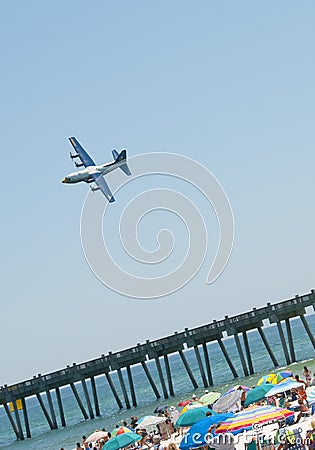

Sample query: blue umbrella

[263,380,304,397]
[154,405,169,413]
[179,413,234,449]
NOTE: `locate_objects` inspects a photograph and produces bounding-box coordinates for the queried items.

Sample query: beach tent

[179,412,234,449]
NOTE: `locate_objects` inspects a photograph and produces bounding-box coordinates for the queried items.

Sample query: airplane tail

[112,149,131,176]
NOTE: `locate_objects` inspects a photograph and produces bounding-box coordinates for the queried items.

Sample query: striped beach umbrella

[212,390,241,413]
[111,426,133,437]
[275,370,292,383]
[215,405,294,435]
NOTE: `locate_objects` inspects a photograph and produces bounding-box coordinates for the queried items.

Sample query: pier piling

[141,361,161,399]
[90,377,100,417]
[70,383,89,420]
[55,387,66,427]
[22,398,31,438]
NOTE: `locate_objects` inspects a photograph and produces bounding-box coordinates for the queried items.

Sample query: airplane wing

[91,173,115,203]
[69,137,96,167]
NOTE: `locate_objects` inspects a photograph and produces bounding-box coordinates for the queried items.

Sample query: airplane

[62,137,131,202]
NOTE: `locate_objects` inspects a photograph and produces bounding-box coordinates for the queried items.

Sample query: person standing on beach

[303,366,312,385]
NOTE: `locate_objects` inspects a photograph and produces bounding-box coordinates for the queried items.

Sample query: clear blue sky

[1,1,314,384]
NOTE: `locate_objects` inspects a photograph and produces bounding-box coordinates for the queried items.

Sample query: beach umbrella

[175,406,215,428]
[244,384,274,406]
[180,401,205,414]
[199,392,221,405]
[85,431,109,443]
[212,390,241,413]
[154,405,168,413]
[257,373,277,386]
[275,370,292,383]
[178,400,192,407]
[104,433,141,450]
[226,385,250,394]
[264,380,303,397]
[137,415,166,427]
[179,412,234,450]
[111,426,133,437]
[215,405,294,435]
[307,387,315,404]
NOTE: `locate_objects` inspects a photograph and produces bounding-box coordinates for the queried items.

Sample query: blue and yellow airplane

[62,137,131,202]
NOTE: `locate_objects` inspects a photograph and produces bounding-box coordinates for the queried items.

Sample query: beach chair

[284,428,306,450]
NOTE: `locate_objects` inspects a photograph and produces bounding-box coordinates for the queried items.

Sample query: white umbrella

[307,387,315,404]
[85,430,109,443]
[264,380,303,397]
[137,415,166,428]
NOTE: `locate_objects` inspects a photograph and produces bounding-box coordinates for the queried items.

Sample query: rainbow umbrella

[104,432,141,450]
[199,392,221,405]
[275,370,293,383]
[257,373,277,386]
[215,405,294,435]
[110,426,133,436]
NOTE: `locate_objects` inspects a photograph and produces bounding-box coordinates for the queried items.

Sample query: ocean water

[1,315,315,449]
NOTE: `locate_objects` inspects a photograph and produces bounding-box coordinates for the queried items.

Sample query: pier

[1,290,314,441]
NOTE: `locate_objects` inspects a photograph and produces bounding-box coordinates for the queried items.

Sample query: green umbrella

[175,406,215,428]
[244,383,274,406]
[104,433,141,450]
[199,392,221,405]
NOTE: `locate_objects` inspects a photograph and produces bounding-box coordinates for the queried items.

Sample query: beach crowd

[59,366,315,450]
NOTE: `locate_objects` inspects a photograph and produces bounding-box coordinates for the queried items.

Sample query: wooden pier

[1,290,314,441]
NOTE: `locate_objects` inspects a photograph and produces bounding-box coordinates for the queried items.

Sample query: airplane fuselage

[62,160,123,184]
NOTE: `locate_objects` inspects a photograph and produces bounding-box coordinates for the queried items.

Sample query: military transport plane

[62,137,131,202]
